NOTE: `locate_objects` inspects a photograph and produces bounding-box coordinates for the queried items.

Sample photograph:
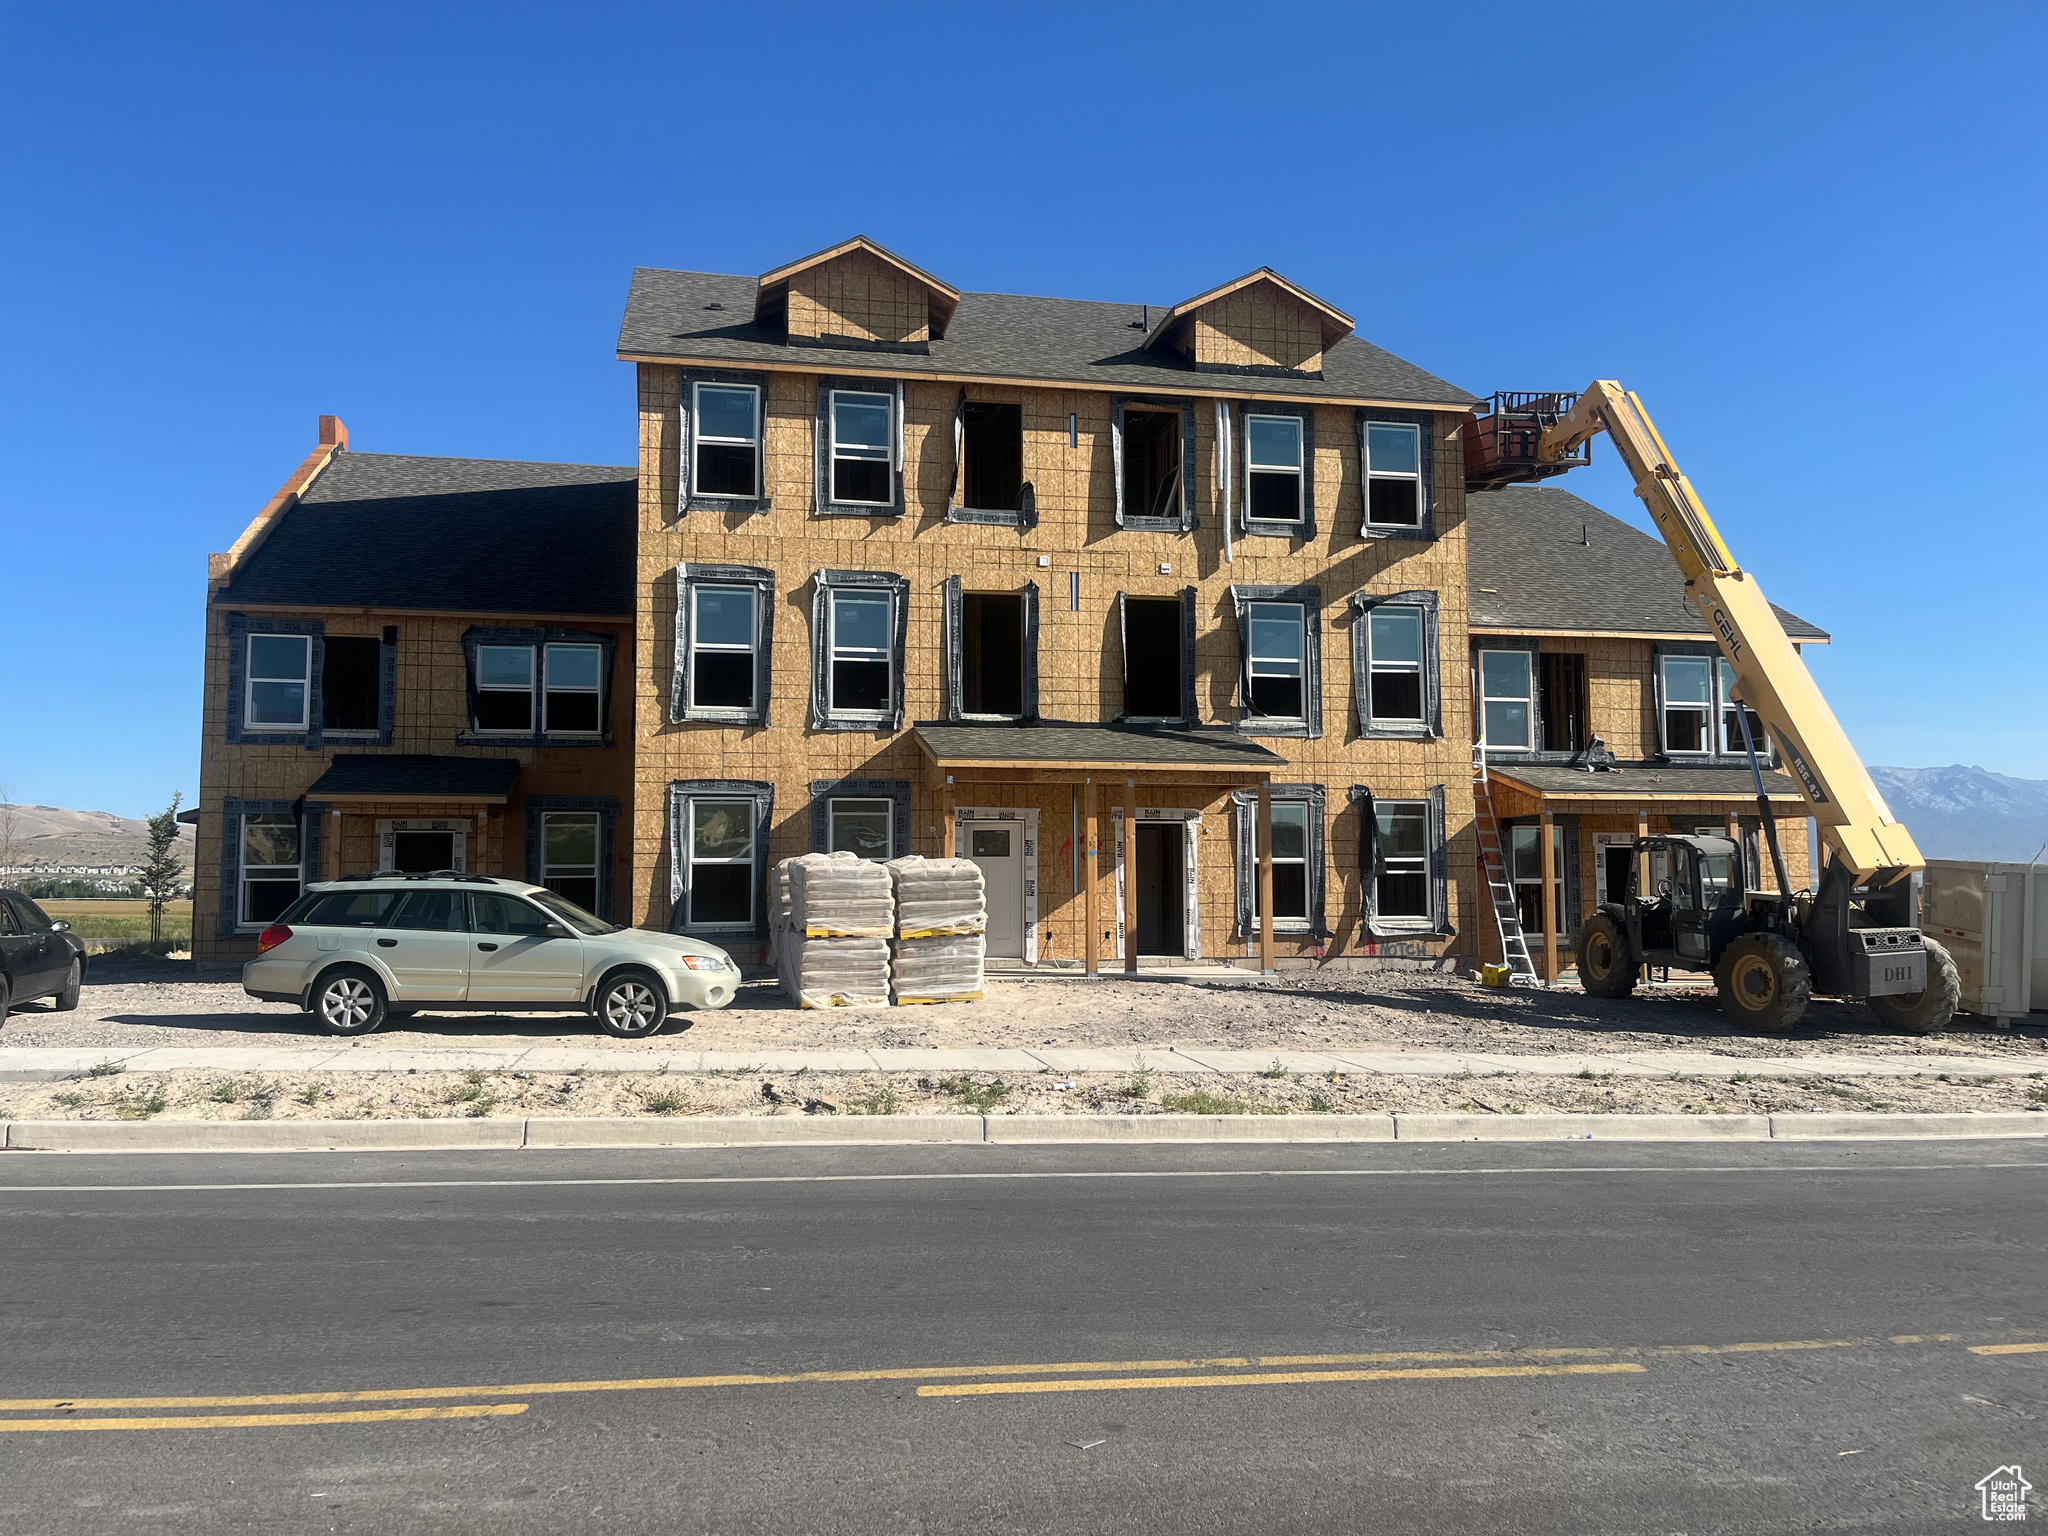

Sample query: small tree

[137,792,186,948]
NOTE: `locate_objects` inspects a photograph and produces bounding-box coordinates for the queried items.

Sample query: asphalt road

[1,1141,2044,1534]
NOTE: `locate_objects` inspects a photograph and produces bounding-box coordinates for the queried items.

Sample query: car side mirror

[543,923,571,939]
[50,921,71,933]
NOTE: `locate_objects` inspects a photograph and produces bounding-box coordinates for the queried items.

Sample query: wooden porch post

[1636,808,1650,901]
[1124,778,1139,974]
[324,810,342,882]
[475,809,491,878]
[1083,778,1099,976]
[941,777,956,858]
[1540,807,1558,983]
[1258,777,1275,975]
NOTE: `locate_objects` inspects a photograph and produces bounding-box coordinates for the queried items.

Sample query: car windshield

[527,888,617,936]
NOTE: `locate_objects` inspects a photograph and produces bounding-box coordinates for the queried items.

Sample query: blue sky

[2,1,2041,817]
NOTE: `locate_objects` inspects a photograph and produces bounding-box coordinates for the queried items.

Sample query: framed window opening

[1357,411,1435,540]
[1246,414,1304,524]
[240,812,302,926]
[948,392,1034,525]
[829,389,893,506]
[668,780,774,939]
[474,644,537,733]
[673,563,774,726]
[1354,784,1449,936]
[1119,590,1194,722]
[320,635,381,733]
[244,633,311,731]
[1718,658,1769,756]
[828,798,893,860]
[539,811,601,912]
[1540,652,1589,754]
[809,571,909,732]
[1112,397,1197,530]
[1246,602,1306,721]
[1659,653,1714,755]
[1230,784,1328,940]
[691,382,761,501]
[943,576,1039,722]
[1479,648,1534,751]
[1352,590,1441,739]
[1510,823,1566,938]
[543,643,603,735]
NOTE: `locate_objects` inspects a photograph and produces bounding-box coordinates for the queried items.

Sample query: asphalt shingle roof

[217,452,637,617]
[1490,761,1802,799]
[1465,487,1829,642]
[306,755,523,800]
[618,268,1478,406]
[914,722,1286,769]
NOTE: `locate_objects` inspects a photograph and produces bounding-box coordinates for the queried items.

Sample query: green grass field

[36,899,194,946]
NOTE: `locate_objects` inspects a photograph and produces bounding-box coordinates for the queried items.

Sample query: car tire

[54,959,82,1012]
[594,969,668,1039]
[0,975,10,1026]
[310,965,388,1036]
[1713,933,1812,1032]
[1864,936,1961,1035]
[1576,914,1637,998]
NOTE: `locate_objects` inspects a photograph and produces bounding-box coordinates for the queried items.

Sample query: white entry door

[967,824,1023,959]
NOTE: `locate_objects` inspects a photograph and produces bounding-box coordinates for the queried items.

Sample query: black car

[0,889,88,1022]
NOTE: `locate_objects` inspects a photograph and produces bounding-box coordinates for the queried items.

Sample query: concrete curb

[1,1110,2045,1152]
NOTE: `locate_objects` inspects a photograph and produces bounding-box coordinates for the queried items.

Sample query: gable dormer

[754,236,960,352]
[1144,268,1353,377]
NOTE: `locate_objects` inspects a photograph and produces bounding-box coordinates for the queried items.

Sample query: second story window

[543,643,603,734]
[321,636,381,733]
[1719,659,1768,755]
[1247,602,1306,720]
[245,634,310,731]
[690,585,758,712]
[1364,422,1422,528]
[830,390,894,506]
[830,590,893,719]
[691,382,761,500]
[475,645,536,732]
[1479,649,1534,751]
[1660,654,1713,754]
[1367,607,1425,724]
[1246,414,1304,523]
[963,401,1023,511]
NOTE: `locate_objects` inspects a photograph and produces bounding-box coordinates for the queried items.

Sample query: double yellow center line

[0,1331,2031,1431]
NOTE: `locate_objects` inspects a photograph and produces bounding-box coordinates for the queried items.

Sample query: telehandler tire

[1576,914,1638,998]
[1864,935,1961,1035]
[1714,933,1812,1032]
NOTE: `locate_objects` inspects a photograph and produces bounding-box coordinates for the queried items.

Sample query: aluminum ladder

[1472,744,1543,986]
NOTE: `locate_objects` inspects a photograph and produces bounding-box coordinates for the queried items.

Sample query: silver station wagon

[242,874,738,1037]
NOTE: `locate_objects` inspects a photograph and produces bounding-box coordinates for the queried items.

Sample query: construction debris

[774,853,893,1009]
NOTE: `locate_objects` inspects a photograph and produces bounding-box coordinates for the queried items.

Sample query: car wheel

[54,958,82,1012]
[0,975,10,1026]
[594,969,668,1039]
[310,965,387,1036]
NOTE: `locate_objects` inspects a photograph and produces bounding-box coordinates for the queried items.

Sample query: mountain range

[1869,765,2048,864]
[0,803,195,872]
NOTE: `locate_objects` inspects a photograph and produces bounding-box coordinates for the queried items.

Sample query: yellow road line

[1971,1342,2048,1356]
[918,1362,1647,1398]
[1656,1339,1863,1355]
[1890,1333,1962,1344]
[0,1404,526,1433]
[1255,1348,1617,1367]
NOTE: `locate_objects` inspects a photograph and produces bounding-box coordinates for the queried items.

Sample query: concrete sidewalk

[1,1043,2041,1083]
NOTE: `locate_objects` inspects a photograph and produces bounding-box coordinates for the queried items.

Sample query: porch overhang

[1487,761,1803,816]
[304,754,522,805]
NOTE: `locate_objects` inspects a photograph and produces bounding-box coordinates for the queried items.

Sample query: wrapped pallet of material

[887,855,987,938]
[777,853,892,1008]
[790,851,895,938]
[887,856,987,1004]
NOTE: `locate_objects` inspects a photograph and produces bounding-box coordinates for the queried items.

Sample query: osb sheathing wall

[786,251,929,345]
[634,363,1479,969]
[1193,289,1325,374]
[192,609,634,963]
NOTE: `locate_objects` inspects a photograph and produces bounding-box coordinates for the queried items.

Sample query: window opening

[240,812,301,924]
[1367,607,1425,724]
[1364,422,1422,527]
[1246,414,1304,522]
[1718,658,1767,755]
[1254,802,1310,924]
[828,798,892,860]
[1374,800,1431,920]
[687,799,755,928]
[541,811,601,911]
[829,591,893,717]
[692,383,761,499]
[543,643,602,734]
[1509,824,1564,936]
[1123,597,1183,719]
[1479,649,1533,750]
[1247,602,1306,719]
[962,401,1023,510]
[829,389,893,506]
[1122,407,1182,521]
[245,634,310,730]
[1662,654,1713,753]
[690,585,757,711]
[321,636,381,732]
[962,592,1025,717]
[475,645,535,732]
[1539,652,1588,753]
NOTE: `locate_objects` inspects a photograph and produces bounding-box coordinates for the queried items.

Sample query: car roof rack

[327,870,504,884]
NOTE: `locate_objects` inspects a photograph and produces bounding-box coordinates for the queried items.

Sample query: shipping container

[1921,859,2048,1026]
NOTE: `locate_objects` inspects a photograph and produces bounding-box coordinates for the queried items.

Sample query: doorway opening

[378,820,468,876]
[1603,843,1634,907]
[1133,822,1185,956]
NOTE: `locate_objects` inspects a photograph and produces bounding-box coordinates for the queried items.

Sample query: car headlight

[679,955,729,972]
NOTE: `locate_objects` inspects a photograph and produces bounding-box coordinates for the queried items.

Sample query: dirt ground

[6,954,2042,1063]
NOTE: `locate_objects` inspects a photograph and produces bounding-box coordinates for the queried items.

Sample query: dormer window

[1246,414,1304,522]
[691,383,761,499]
